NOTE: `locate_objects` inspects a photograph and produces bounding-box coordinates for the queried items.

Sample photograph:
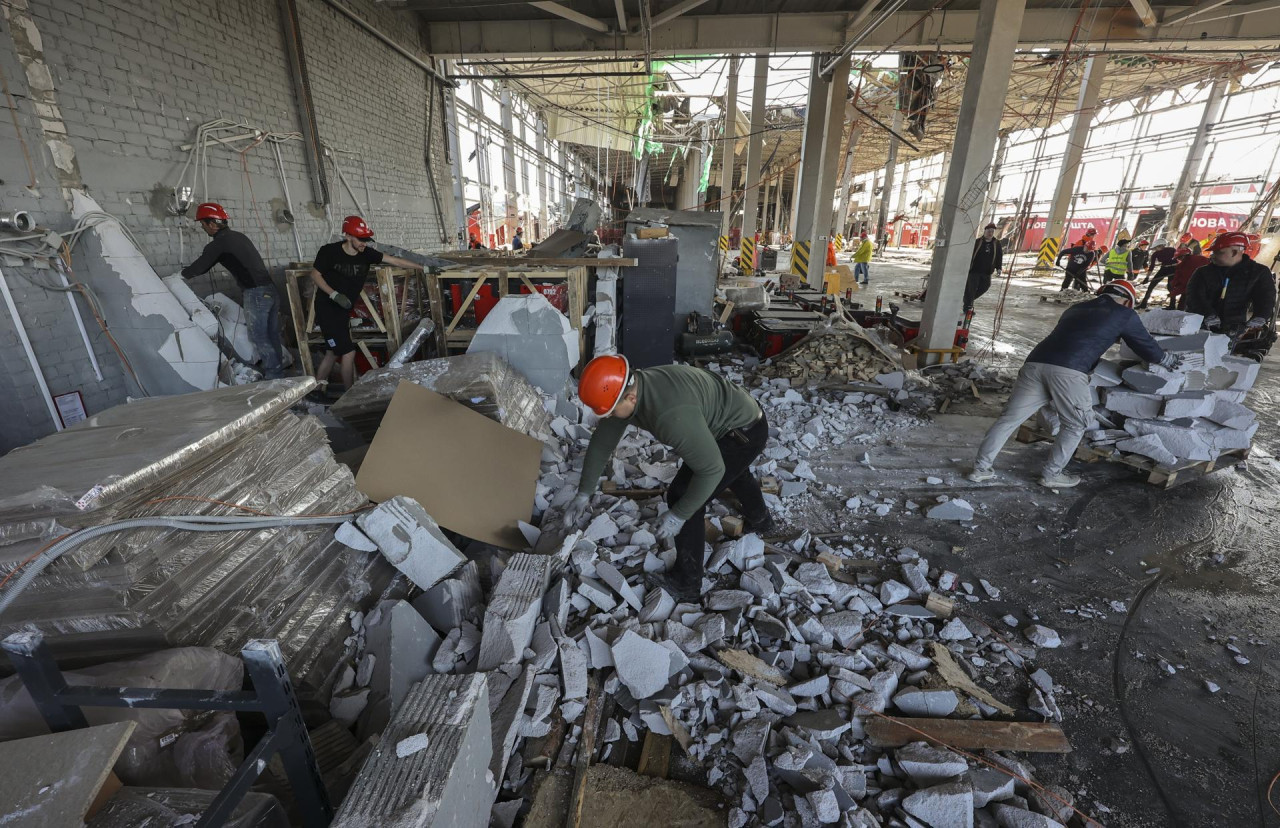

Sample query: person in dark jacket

[1056,240,1096,291]
[181,202,285,379]
[1138,241,1178,307]
[1129,240,1151,275]
[970,280,1193,489]
[963,223,1004,311]
[1185,232,1276,331]
[1168,242,1208,310]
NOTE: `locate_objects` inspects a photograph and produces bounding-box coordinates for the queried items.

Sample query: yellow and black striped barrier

[834,233,844,252]
[790,240,810,277]
[1036,236,1060,271]
[739,236,756,271]
[718,235,729,253]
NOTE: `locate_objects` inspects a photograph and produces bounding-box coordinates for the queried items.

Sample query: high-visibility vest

[1105,247,1130,276]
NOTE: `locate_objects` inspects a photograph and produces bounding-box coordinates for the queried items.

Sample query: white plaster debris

[927,498,975,522]
[395,732,430,758]
[1024,624,1062,648]
[356,497,467,591]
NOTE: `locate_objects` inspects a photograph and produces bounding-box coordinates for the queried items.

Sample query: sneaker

[968,467,996,483]
[743,515,776,536]
[1039,471,1081,489]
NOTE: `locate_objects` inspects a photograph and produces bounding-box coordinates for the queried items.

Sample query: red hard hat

[1085,227,1097,235]
[1137,240,1149,247]
[342,215,374,239]
[1099,279,1138,305]
[578,354,630,416]
[1209,231,1248,252]
[195,202,228,222]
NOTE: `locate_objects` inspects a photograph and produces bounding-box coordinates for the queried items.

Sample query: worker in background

[562,356,772,600]
[1103,237,1133,282]
[1138,241,1178,308]
[1055,239,1096,292]
[1075,226,1098,247]
[852,232,873,285]
[182,202,285,379]
[512,226,525,251]
[963,223,1003,312]
[970,280,1191,489]
[308,216,425,396]
[1185,231,1276,332]
[1130,240,1151,275]
[1167,241,1207,310]
[876,230,890,256]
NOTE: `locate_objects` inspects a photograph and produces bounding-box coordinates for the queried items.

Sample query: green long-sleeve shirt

[576,364,761,521]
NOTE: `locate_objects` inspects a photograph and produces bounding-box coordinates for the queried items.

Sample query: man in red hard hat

[970,279,1192,489]
[1184,231,1276,333]
[181,202,285,379]
[308,216,426,394]
[562,355,772,600]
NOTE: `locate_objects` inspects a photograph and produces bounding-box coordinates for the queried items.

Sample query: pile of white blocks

[1087,309,1259,467]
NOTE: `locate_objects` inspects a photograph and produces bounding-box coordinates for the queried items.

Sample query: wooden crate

[283,264,424,379]
[425,265,587,362]
[1015,421,1249,489]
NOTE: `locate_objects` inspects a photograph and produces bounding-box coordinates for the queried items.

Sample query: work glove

[561,493,590,530]
[1247,316,1267,329]
[329,290,353,310]
[655,512,684,544]
[1159,352,1202,372]
[1204,315,1221,331]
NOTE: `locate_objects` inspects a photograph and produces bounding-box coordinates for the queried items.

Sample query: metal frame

[2,632,332,828]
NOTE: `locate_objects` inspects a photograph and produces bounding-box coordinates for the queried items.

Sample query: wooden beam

[1128,0,1158,25]
[614,0,628,30]
[445,255,639,267]
[637,732,671,778]
[865,717,1072,753]
[530,0,610,32]
[566,678,604,828]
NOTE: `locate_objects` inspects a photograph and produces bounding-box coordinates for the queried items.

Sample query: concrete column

[789,160,804,235]
[677,145,703,210]
[792,55,827,245]
[444,64,468,246]
[718,56,740,243]
[472,81,495,243]
[980,134,1008,224]
[499,84,519,243]
[919,0,1026,356]
[930,151,951,243]
[834,121,864,242]
[536,119,549,239]
[806,56,852,285]
[740,54,770,241]
[761,175,771,234]
[772,168,786,240]
[875,110,904,240]
[1043,57,1106,251]
[1167,76,1228,236]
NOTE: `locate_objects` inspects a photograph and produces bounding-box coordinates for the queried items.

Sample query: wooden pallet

[1015,422,1248,488]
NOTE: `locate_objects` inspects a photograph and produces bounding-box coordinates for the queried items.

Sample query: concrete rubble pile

[1082,309,1259,466]
[756,320,900,387]
[327,373,1081,828]
[331,351,552,442]
[0,378,395,693]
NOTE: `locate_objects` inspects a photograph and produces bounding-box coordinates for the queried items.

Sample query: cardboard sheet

[356,381,541,549]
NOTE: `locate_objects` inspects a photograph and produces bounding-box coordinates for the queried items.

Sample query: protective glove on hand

[329,291,354,310]
[1247,316,1267,329]
[655,512,685,543]
[561,493,590,530]
[1204,316,1221,330]
[1160,351,1203,371]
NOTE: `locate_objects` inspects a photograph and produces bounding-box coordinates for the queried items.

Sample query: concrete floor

[775,247,1280,827]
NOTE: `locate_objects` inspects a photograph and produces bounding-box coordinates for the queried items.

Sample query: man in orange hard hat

[563,355,771,600]
[181,202,286,379]
[1185,231,1275,333]
[308,215,426,395]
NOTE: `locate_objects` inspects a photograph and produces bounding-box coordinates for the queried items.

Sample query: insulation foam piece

[477,553,553,671]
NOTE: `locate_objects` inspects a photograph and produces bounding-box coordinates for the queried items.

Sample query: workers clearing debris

[308,215,425,396]
[181,202,285,379]
[962,222,1003,312]
[1139,239,1178,308]
[1103,237,1133,282]
[1056,238,1097,292]
[1184,231,1276,333]
[563,355,772,600]
[969,279,1197,489]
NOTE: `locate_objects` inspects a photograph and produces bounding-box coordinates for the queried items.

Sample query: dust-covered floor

[773,248,1280,827]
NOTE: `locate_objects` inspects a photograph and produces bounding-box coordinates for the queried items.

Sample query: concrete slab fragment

[357,497,467,591]
[478,553,553,671]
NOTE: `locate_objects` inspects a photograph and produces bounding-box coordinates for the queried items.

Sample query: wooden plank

[447,255,638,267]
[636,732,671,779]
[0,721,136,827]
[602,480,665,499]
[446,273,489,335]
[284,271,313,379]
[865,716,1072,753]
[717,300,735,325]
[566,677,604,828]
[518,273,540,296]
[358,289,386,334]
[356,340,380,369]
[425,271,448,354]
[929,642,1015,715]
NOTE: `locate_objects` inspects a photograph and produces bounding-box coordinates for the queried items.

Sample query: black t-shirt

[313,241,383,305]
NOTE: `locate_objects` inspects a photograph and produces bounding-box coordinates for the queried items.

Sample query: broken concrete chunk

[1121,364,1185,395]
[356,496,467,591]
[893,688,958,717]
[611,631,672,699]
[364,600,443,714]
[584,512,619,541]
[336,521,379,552]
[1023,624,1062,648]
[1140,308,1203,336]
[879,579,911,605]
[413,560,483,635]
[903,781,975,828]
[896,741,969,784]
[927,498,975,522]
[330,688,370,727]
[970,767,1017,807]
[595,561,643,611]
[1160,391,1216,420]
[992,803,1066,828]
[1115,434,1178,468]
[938,618,973,641]
[718,648,789,686]
[1103,389,1164,419]
[477,553,553,671]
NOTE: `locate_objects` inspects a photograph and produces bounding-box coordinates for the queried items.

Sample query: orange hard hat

[578,354,631,416]
[195,202,228,222]
[342,215,374,239]
[1099,279,1138,305]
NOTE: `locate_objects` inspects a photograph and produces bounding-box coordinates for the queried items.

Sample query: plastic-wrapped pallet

[88,788,289,828]
[331,351,552,442]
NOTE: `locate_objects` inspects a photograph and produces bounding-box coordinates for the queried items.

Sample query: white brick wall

[0,0,454,452]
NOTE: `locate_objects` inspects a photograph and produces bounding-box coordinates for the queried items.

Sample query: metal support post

[875,110,904,241]
[918,0,1026,359]
[772,167,786,240]
[1040,57,1106,268]
[740,54,770,243]
[444,63,469,245]
[2,632,333,828]
[1167,77,1228,237]
[499,83,520,243]
[806,55,851,286]
[718,56,741,250]
[834,121,864,242]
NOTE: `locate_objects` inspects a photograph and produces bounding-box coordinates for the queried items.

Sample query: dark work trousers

[1059,268,1089,292]
[666,412,770,584]
[963,270,991,311]
[1140,266,1176,306]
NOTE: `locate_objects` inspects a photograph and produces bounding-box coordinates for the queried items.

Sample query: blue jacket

[1026,295,1165,374]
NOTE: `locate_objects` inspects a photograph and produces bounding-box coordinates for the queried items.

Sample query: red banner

[1019,217,1115,251]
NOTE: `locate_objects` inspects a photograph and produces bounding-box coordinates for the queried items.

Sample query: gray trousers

[974,362,1093,475]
